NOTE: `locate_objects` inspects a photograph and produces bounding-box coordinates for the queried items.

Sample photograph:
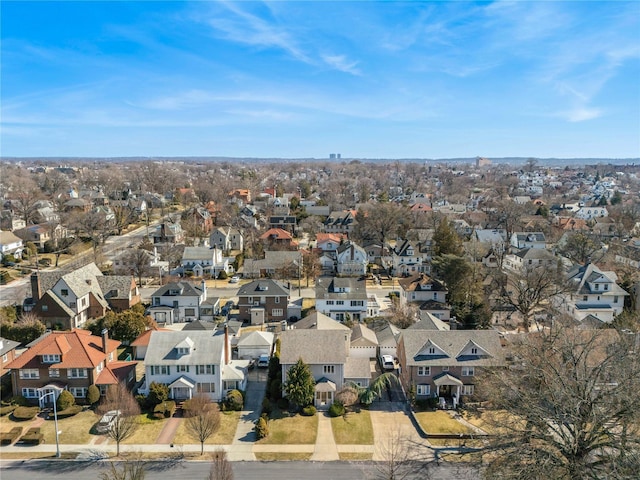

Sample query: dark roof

[237,279,289,297]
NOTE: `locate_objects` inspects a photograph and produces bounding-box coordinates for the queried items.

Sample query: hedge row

[0,427,22,445]
[153,400,176,419]
[0,405,17,416]
[55,405,83,419]
[21,427,44,445]
[12,406,40,421]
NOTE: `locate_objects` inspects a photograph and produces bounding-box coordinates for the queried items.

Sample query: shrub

[328,401,345,418]
[147,382,169,406]
[218,270,228,280]
[21,427,43,445]
[86,385,100,406]
[255,414,269,439]
[0,404,17,416]
[153,400,176,419]
[8,396,29,406]
[269,378,282,401]
[135,394,148,410]
[56,405,83,419]
[0,427,22,445]
[57,390,75,411]
[302,405,317,417]
[12,406,39,421]
[277,398,289,410]
[223,389,243,411]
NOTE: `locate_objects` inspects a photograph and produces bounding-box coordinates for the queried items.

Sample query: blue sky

[2,1,639,159]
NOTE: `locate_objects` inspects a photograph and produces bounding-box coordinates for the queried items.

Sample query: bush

[223,389,244,411]
[12,406,40,421]
[20,427,43,445]
[414,398,439,411]
[56,405,83,418]
[86,385,100,406]
[57,390,75,410]
[277,398,289,410]
[302,405,317,416]
[328,401,345,418]
[269,378,282,401]
[147,382,169,406]
[0,427,22,445]
[135,394,148,410]
[261,398,272,416]
[255,414,269,439]
[153,400,176,419]
[0,404,17,416]
[8,396,29,406]
[218,270,228,280]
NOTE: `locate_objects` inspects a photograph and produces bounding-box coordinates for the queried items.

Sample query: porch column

[436,385,440,396]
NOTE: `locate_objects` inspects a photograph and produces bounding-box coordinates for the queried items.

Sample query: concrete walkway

[310,413,339,461]
[227,376,266,461]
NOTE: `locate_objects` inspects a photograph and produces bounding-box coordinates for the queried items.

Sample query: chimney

[31,272,42,301]
[201,279,207,301]
[224,325,230,365]
[101,328,109,364]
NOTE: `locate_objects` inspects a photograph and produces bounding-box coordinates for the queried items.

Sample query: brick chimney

[30,272,42,300]
[224,324,230,365]
[101,328,109,364]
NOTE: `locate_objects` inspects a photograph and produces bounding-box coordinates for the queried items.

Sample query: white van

[96,410,120,434]
[257,354,270,368]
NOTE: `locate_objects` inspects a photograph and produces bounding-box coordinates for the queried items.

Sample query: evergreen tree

[284,358,315,411]
[432,219,463,256]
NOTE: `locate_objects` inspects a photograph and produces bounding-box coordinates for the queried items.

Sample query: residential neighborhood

[0,157,639,476]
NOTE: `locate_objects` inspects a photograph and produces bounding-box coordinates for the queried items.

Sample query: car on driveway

[380,354,395,370]
[96,410,120,434]
[257,354,270,368]
[229,275,241,283]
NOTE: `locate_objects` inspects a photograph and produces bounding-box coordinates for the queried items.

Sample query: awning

[168,375,196,389]
[315,377,336,393]
[433,373,464,387]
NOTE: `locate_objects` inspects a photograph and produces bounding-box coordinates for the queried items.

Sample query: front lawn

[254,452,312,461]
[172,411,240,445]
[41,410,99,444]
[331,410,374,445]
[121,414,167,444]
[257,409,318,445]
[414,410,474,435]
[462,409,524,435]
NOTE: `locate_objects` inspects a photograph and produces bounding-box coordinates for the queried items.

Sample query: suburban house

[181,246,233,278]
[554,263,629,324]
[183,206,214,234]
[259,228,298,250]
[574,206,609,220]
[14,223,68,250]
[503,248,558,273]
[140,328,247,401]
[392,239,431,276]
[242,250,302,279]
[0,337,20,377]
[27,263,140,330]
[6,329,137,405]
[376,322,401,359]
[397,273,448,306]
[315,233,347,256]
[151,221,185,245]
[0,230,23,259]
[210,226,244,252]
[510,232,547,250]
[315,277,368,322]
[0,210,26,231]
[148,280,219,324]
[268,215,297,233]
[236,279,290,324]
[323,210,357,235]
[280,320,370,409]
[398,329,504,409]
[335,241,368,276]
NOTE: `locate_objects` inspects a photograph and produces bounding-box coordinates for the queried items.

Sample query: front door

[439,385,452,397]
[316,391,333,408]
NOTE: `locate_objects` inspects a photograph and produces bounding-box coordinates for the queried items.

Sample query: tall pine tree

[284,358,315,411]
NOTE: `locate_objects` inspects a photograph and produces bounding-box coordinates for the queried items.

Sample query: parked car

[257,354,270,368]
[380,354,395,371]
[229,275,241,283]
[96,410,120,434]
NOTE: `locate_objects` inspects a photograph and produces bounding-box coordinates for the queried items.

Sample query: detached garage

[237,331,274,360]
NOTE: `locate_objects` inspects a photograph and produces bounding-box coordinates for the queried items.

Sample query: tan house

[6,329,136,405]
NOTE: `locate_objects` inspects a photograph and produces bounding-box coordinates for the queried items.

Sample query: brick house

[236,279,290,324]
[0,337,20,378]
[6,329,136,405]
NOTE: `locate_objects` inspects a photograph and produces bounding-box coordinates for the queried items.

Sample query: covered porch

[168,375,196,400]
[37,383,66,408]
[314,377,336,410]
[433,373,463,410]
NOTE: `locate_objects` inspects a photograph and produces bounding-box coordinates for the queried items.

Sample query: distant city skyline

[2,1,639,159]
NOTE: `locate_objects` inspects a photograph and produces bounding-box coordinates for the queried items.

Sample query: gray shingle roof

[344,356,371,380]
[237,279,289,297]
[295,312,350,331]
[280,330,349,365]
[145,330,224,365]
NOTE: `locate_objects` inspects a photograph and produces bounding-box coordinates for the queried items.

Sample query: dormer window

[471,347,478,355]
[61,289,69,296]
[177,347,190,355]
[42,354,61,363]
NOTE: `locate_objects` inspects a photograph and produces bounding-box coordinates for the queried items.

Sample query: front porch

[433,373,463,410]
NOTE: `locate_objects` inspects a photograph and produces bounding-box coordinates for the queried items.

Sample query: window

[323,365,335,374]
[154,297,160,306]
[2,353,7,363]
[275,297,280,304]
[462,367,475,376]
[433,292,437,299]
[604,284,609,291]
[68,368,88,378]
[152,365,170,375]
[614,296,619,303]
[417,384,430,396]
[594,284,599,290]
[428,347,436,354]
[197,383,215,393]
[336,300,344,305]
[442,366,449,372]
[42,355,60,363]
[351,300,364,307]
[42,305,48,311]
[185,308,195,317]
[19,369,39,379]
[61,289,69,296]
[177,365,189,373]
[272,309,284,317]
[462,385,475,396]
[326,300,334,305]
[22,388,38,398]
[196,365,215,375]
[583,296,588,301]
[82,298,87,307]
[70,387,87,398]
[177,347,190,355]
[49,368,60,378]
[417,366,430,376]
[470,347,478,355]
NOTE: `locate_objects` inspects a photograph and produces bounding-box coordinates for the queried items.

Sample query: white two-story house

[148,280,219,324]
[141,329,247,401]
[336,240,368,276]
[392,239,431,276]
[315,277,368,322]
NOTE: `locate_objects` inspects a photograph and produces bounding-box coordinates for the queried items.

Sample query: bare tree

[122,248,153,286]
[558,231,605,264]
[98,452,146,480]
[372,426,433,480]
[389,300,419,329]
[98,381,141,456]
[475,323,640,479]
[208,449,234,480]
[184,394,221,455]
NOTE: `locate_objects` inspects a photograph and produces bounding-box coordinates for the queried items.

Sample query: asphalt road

[0,459,480,480]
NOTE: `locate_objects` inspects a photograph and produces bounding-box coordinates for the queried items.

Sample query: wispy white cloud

[320,54,361,75]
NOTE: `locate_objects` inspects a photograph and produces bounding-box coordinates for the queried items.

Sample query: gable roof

[237,331,274,347]
[350,323,378,347]
[145,330,224,365]
[237,279,289,297]
[7,329,120,370]
[280,329,349,365]
[151,281,204,298]
[398,273,447,293]
[295,312,350,331]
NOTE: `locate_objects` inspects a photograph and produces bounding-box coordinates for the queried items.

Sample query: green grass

[172,411,240,445]
[257,409,318,445]
[331,410,374,445]
[121,414,167,444]
[414,410,474,435]
[41,410,99,444]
